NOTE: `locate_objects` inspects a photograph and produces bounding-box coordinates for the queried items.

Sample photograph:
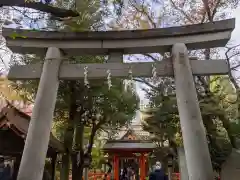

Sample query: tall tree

[141,76,235,171]
[111,0,240,155]
[7,2,139,180]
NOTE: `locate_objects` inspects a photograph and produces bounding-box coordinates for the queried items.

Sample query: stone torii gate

[2,18,235,180]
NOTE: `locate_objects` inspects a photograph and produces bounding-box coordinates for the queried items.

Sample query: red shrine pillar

[113,155,119,180]
[139,156,143,180]
[140,154,146,180]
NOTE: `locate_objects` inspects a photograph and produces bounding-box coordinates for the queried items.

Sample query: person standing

[0,157,5,179]
[0,157,11,180]
[120,167,128,180]
[149,162,168,180]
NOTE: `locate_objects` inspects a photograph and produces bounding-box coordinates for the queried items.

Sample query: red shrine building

[103,129,155,180]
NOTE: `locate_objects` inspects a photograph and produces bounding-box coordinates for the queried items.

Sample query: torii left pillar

[17,47,62,180]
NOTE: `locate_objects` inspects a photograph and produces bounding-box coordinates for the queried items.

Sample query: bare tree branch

[225,45,240,90]
[169,0,194,24]
[143,54,160,62]
[130,0,157,28]
[0,0,79,18]
[134,77,159,91]
[201,0,213,22]
[211,0,221,19]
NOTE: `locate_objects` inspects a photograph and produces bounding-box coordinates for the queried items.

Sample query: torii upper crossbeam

[2,18,235,56]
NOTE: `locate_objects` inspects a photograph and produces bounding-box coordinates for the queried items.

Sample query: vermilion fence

[87,173,111,180]
[69,172,188,180]
[71,172,220,180]
[69,173,111,180]
[73,172,180,180]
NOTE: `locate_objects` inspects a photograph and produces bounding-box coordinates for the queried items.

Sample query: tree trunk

[0,0,79,18]
[72,152,84,180]
[87,123,99,154]
[60,123,74,180]
[60,81,77,180]
[60,153,70,180]
[72,117,85,180]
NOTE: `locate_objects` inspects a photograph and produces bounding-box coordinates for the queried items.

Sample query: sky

[230,6,240,44]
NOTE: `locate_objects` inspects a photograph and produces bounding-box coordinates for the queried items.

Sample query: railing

[82,173,111,180]
[78,172,220,180]
[70,172,223,180]
[81,172,180,180]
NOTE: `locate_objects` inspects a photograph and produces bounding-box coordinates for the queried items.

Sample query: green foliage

[52,120,68,142]
[142,78,180,144]
[90,80,139,126]
[210,75,238,118]
[9,32,27,39]
[141,76,236,170]
[209,75,240,148]
[91,137,104,169]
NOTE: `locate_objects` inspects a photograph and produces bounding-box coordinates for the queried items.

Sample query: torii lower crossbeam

[8,59,228,80]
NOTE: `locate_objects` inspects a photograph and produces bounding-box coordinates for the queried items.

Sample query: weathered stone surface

[7,59,229,80]
[2,19,235,55]
[2,19,235,40]
[172,43,214,180]
[178,147,189,180]
[16,47,62,180]
[221,149,240,180]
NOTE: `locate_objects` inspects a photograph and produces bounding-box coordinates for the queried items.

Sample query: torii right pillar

[172,43,214,180]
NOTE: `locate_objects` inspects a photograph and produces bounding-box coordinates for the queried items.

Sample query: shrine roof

[103,128,155,151]
[0,104,64,154]
[103,140,155,151]
[118,127,150,140]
